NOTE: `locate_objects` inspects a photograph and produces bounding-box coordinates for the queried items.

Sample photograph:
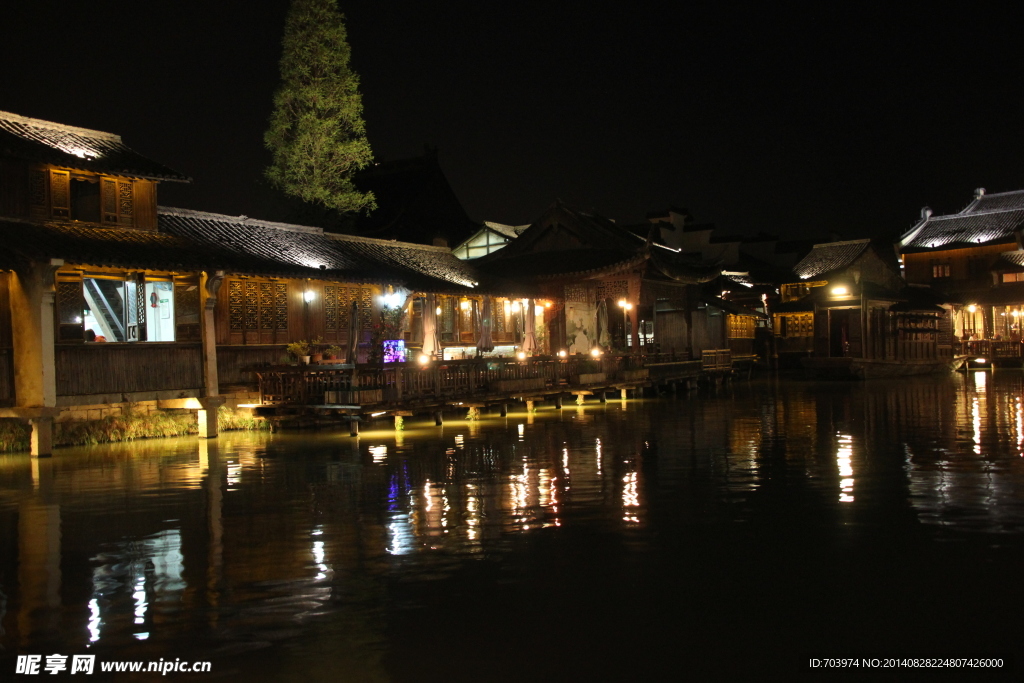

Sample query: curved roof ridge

[0,110,122,142]
[157,206,324,235]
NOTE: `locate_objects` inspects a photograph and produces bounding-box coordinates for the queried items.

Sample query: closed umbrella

[521,298,537,355]
[477,296,494,353]
[598,299,611,347]
[345,299,360,364]
[422,294,440,358]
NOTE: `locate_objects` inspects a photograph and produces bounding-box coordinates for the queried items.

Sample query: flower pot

[310,353,323,362]
[301,355,311,365]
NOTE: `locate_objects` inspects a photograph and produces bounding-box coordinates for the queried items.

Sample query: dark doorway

[828,309,852,357]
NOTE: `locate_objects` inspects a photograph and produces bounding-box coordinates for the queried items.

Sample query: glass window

[83,278,127,342]
[145,281,176,342]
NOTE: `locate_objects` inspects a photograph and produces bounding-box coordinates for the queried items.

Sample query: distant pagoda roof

[0,110,190,182]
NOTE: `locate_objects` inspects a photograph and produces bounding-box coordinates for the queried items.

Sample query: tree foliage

[265,0,376,214]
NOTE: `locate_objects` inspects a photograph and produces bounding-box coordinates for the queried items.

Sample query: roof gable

[0,110,190,182]
[793,239,872,280]
[899,189,1024,251]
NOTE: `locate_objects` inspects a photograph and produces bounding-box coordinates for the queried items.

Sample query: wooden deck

[252,350,735,427]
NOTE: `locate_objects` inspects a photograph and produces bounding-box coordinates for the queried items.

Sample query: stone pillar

[197,397,225,439]
[499,403,507,417]
[621,388,628,401]
[526,400,535,413]
[201,269,224,398]
[466,406,480,421]
[554,395,563,409]
[29,417,53,457]
[576,394,585,405]
[599,391,607,403]
[394,415,404,430]
[10,259,63,456]
[349,418,360,436]
[434,411,444,426]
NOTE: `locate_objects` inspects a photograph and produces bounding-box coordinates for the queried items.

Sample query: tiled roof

[963,190,1024,214]
[899,189,1024,251]
[899,210,1024,250]
[158,207,479,291]
[0,217,234,272]
[0,110,190,182]
[997,251,1024,271]
[792,239,871,280]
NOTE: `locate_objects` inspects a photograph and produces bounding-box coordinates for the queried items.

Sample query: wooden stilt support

[554,395,563,409]
[435,411,444,426]
[499,403,508,417]
[599,391,607,403]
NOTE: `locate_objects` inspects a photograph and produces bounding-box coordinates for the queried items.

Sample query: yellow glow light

[968,304,977,313]
[303,290,315,303]
[831,286,848,296]
[517,351,526,360]
[436,306,442,315]
[418,354,430,364]
[460,300,471,310]
[558,350,567,358]
[511,301,520,312]
[590,348,602,357]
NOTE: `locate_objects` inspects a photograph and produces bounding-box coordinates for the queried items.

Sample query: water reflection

[2,376,1024,674]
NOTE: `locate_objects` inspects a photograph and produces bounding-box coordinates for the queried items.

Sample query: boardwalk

[253,351,736,431]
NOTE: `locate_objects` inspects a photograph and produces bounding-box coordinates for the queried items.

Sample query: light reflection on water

[2,373,1024,677]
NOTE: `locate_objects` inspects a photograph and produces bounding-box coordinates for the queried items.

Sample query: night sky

[4,1,1024,241]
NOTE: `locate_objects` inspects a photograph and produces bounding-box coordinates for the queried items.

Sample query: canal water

[2,372,1022,680]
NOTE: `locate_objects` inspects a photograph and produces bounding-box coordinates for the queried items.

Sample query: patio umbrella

[521,298,537,355]
[422,293,440,358]
[597,299,611,347]
[477,296,494,353]
[345,299,360,364]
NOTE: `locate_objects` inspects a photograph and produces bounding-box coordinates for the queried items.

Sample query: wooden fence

[56,343,204,396]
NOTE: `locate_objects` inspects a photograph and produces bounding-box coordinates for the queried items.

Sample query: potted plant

[324,344,342,361]
[309,336,324,363]
[286,340,311,364]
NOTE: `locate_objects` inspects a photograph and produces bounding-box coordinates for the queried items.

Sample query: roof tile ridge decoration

[157,206,324,235]
[0,110,122,143]
[323,231,455,253]
[956,206,1024,217]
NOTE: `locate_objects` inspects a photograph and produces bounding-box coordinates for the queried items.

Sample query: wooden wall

[217,345,289,386]
[56,344,203,396]
[0,159,28,218]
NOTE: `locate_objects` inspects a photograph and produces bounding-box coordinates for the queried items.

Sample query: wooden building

[898,188,1024,354]
[0,111,492,455]
[473,203,725,359]
[774,237,952,370]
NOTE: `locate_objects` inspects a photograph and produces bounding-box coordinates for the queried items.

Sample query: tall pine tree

[265,0,376,214]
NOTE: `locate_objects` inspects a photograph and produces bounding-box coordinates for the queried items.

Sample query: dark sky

[4,1,1024,241]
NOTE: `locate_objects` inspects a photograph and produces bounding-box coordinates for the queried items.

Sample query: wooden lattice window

[175,281,202,341]
[228,278,288,339]
[56,279,85,341]
[325,285,339,331]
[494,298,507,333]
[564,284,588,303]
[49,170,70,218]
[596,279,629,300]
[228,280,244,331]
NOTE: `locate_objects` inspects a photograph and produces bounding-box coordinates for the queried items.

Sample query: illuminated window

[1002,272,1024,283]
[931,262,950,278]
[30,169,134,226]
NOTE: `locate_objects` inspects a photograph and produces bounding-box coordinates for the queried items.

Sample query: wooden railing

[961,340,1023,359]
[255,351,719,407]
[701,349,732,372]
